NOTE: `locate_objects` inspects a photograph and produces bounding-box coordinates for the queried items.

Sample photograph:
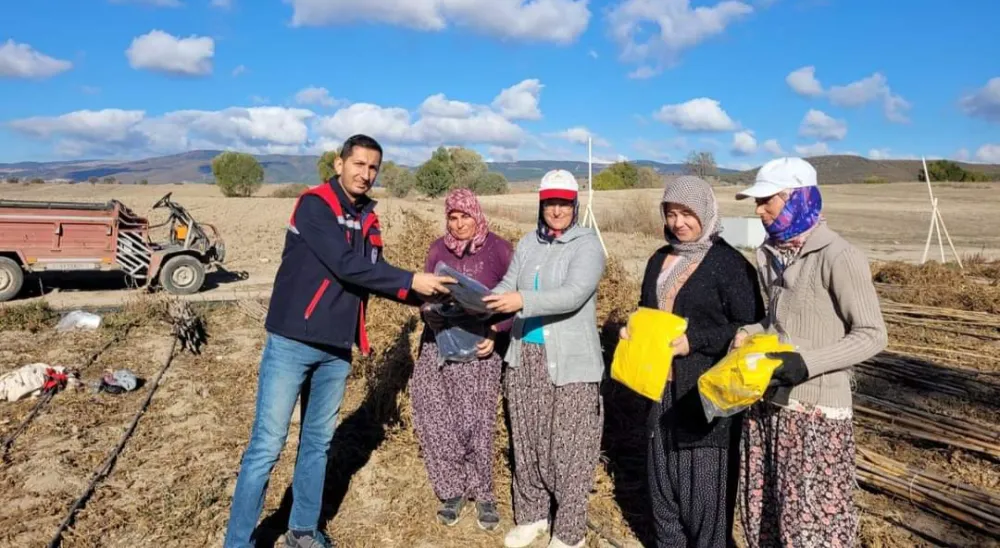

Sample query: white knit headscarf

[655,176,723,308]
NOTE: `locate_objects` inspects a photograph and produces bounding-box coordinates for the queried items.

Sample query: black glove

[765,352,809,387]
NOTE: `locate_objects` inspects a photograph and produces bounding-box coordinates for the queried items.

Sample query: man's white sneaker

[547,536,584,548]
[503,519,550,548]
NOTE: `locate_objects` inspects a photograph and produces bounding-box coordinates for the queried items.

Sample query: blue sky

[1,0,998,168]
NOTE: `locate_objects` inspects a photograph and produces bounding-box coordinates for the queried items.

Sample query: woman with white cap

[731,157,887,547]
[483,169,607,548]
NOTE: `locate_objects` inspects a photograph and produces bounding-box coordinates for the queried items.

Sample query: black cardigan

[640,238,765,449]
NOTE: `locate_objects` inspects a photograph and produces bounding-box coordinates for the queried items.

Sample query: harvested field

[1,182,999,547]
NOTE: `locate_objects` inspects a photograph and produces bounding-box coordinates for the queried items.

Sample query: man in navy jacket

[224,134,454,548]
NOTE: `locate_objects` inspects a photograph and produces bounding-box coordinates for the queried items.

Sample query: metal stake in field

[579,136,608,257]
[920,156,963,269]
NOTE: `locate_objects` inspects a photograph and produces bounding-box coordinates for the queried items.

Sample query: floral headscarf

[443,188,490,257]
[765,186,824,250]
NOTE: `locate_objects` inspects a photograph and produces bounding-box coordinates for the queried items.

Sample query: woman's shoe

[547,536,584,548]
[503,519,549,548]
[436,496,466,526]
[476,501,500,531]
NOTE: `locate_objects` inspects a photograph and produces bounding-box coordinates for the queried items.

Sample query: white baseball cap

[736,157,818,200]
[539,169,579,201]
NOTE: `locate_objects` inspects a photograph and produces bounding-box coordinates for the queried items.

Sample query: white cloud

[588,49,598,59]
[786,65,823,97]
[9,107,316,157]
[419,93,475,118]
[975,144,1000,163]
[794,142,830,156]
[126,30,214,76]
[491,79,543,120]
[608,0,753,77]
[762,139,784,155]
[286,0,590,45]
[295,86,343,108]
[0,40,73,79]
[549,126,609,147]
[627,66,657,80]
[798,109,847,141]
[955,148,970,161]
[959,77,1000,123]
[232,64,247,77]
[11,81,543,164]
[250,95,269,105]
[211,0,232,7]
[868,148,891,160]
[653,97,738,132]
[731,130,757,156]
[81,85,101,95]
[828,72,910,123]
[488,146,518,162]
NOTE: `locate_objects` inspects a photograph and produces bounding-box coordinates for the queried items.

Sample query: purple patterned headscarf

[765,186,823,243]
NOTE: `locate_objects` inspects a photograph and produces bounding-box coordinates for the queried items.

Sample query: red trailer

[0,192,225,302]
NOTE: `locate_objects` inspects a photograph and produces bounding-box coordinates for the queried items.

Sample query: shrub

[863,175,887,184]
[270,183,310,198]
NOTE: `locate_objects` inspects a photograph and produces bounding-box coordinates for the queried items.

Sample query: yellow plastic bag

[610,307,688,401]
[697,333,796,421]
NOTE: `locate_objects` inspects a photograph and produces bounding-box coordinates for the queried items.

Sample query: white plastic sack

[55,310,102,332]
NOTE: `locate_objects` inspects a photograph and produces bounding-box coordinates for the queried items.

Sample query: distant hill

[721,155,1000,185]
[0,151,734,185]
[1,151,996,185]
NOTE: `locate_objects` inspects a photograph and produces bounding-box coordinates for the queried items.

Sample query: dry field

[1,181,999,547]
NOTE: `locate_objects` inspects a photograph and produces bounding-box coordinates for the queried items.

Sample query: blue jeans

[223,332,352,548]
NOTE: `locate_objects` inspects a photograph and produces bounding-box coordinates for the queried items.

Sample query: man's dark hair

[340,134,383,164]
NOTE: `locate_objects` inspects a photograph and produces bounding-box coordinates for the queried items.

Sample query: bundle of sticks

[856,448,1000,537]
[236,299,268,322]
[854,394,1000,459]
[878,300,1000,340]
[856,353,1000,402]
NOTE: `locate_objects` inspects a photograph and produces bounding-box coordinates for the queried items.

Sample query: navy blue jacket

[264,180,416,354]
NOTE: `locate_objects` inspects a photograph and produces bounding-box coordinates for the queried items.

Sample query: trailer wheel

[0,257,24,302]
[158,255,206,295]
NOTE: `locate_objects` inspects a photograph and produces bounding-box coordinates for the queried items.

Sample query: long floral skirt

[739,401,858,548]
[409,342,502,502]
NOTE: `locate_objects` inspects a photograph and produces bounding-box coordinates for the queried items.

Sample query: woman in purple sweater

[409,188,514,532]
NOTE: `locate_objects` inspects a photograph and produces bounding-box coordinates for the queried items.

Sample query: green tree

[212,151,265,197]
[379,161,416,198]
[592,168,627,190]
[606,161,639,188]
[685,151,717,178]
[468,171,509,195]
[449,147,487,189]
[5,176,18,184]
[637,166,662,188]
[102,176,116,185]
[416,152,455,198]
[920,160,989,182]
[88,176,98,184]
[137,178,149,185]
[29,178,45,185]
[317,148,341,182]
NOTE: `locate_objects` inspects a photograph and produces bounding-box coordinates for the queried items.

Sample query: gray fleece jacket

[493,225,607,386]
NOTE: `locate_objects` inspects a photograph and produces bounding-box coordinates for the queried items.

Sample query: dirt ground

[1,182,999,547]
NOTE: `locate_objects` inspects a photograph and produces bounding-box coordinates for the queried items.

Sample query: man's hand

[421,305,446,332]
[411,273,456,297]
[482,292,524,314]
[476,329,496,358]
[671,334,690,357]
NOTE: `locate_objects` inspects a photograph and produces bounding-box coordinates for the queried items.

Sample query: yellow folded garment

[697,333,795,421]
[610,307,688,401]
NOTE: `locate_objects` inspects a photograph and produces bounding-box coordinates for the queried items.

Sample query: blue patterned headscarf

[765,186,824,243]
